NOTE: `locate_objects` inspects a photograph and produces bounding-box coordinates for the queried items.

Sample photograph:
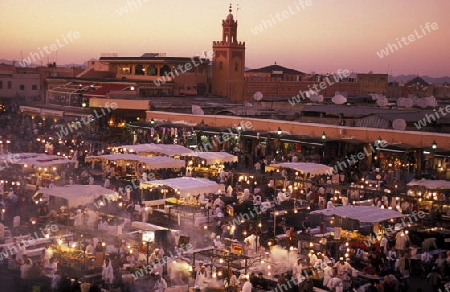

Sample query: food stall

[407,179,450,248]
[265,162,334,198]
[111,143,194,157]
[407,179,450,215]
[4,152,76,189]
[140,177,225,226]
[188,152,237,178]
[32,185,119,209]
[266,162,334,177]
[51,243,98,277]
[32,185,120,226]
[310,205,405,256]
[85,153,185,181]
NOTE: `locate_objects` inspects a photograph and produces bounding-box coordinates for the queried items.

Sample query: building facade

[357,73,388,95]
[98,55,210,97]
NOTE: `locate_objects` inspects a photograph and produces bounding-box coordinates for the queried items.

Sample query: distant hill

[389,74,450,85]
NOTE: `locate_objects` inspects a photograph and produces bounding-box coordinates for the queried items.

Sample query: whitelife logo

[376,22,438,59]
[18,31,81,67]
[55,102,118,138]
[250,0,313,35]
[116,0,149,16]
[153,50,214,87]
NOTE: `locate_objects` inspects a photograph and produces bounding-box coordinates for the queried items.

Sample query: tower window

[135,65,145,75]
[219,61,223,70]
[234,62,238,71]
[147,65,157,76]
[160,65,171,76]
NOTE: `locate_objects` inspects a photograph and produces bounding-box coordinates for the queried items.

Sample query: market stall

[140,177,224,201]
[111,143,194,157]
[407,179,450,201]
[310,205,405,257]
[188,152,237,178]
[86,153,185,181]
[2,152,76,188]
[266,162,333,176]
[32,185,119,209]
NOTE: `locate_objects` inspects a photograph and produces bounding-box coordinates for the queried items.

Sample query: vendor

[323,262,334,287]
[213,196,224,209]
[86,240,95,254]
[244,231,259,253]
[292,258,303,284]
[125,253,136,267]
[334,257,353,276]
[309,250,318,267]
[194,265,209,290]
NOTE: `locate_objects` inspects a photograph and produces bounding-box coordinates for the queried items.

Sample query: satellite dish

[332,94,347,105]
[404,98,413,108]
[191,105,204,115]
[310,94,323,103]
[376,96,388,107]
[392,119,407,131]
[425,96,437,107]
[253,91,263,101]
[417,98,428,108]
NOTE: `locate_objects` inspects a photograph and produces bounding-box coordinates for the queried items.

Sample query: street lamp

[377,136,382,145]
[150,118,155,125]
[277,127,282,136]
[237,124,242,132]
[431,141,437,149]
[321,132,326,161]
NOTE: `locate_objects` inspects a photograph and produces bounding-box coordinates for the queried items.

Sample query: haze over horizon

[1,0,449,77]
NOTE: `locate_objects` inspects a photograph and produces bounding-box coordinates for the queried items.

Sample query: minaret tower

[212,4,246,101]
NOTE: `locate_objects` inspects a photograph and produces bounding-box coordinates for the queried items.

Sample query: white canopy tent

[310,205,404,223]
[85,154,185,170]
[191,152,238,165]
[407,179,450,190]
[112,143,194,157]
[266,162,333,176]
[34,185,119,208]
[140,177,224,198]
[1,152,75,168]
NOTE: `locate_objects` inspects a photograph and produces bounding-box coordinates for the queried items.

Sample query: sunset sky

[1,0,449,77]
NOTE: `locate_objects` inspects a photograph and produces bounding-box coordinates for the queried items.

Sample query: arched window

[135,64,145,75]
[234,62,238,71]
[147,65,157,76]
[219,61,223,70]
[160,64,170,76]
